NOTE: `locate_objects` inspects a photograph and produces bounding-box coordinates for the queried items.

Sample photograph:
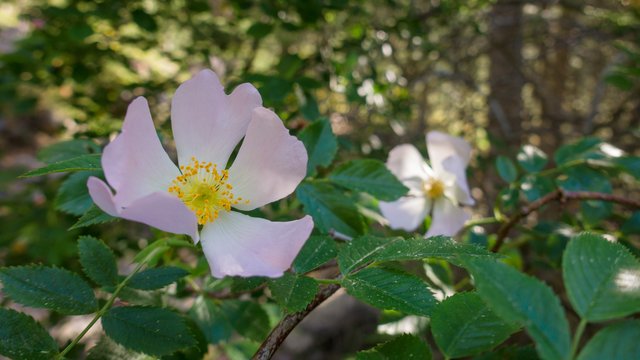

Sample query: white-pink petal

[386,144,430,185]
[87,177,199,241]
[379,196,431,232]
[102,97,179,208]
[200,212,313,278]
[425,198,471,238]
[426,131,471,175]
[171,69,262,168]
[441,156,474,205]
[228,108,307,211]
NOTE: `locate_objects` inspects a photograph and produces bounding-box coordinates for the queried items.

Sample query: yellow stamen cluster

[168,157,247,225]
[423,178,445,199]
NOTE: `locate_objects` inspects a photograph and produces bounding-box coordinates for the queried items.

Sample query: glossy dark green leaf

[0,309,59,360]
[562,233,640,322]
[128,267,189,291]
[268,273,318,313]
[496,156,518,182]
[298,118,338,176]
[577,320,640,360]
[102,306,196,356]
[431,292,520,358]
[22,154,102,177]
[517,145,548,172]
[297,181,365,237]
[0,266,97,315]
[338,235,494,275]
[292,235,338,274]
[614,156,640,179]
[329,159,408,201]
[78,235,118,287]
[343,268,437,317]
[461,257,571,360]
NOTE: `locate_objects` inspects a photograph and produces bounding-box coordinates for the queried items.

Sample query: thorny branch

[491,189,640,252]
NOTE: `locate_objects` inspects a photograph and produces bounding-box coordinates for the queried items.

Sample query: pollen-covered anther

[422,178,445,199]
[168,157,247,225]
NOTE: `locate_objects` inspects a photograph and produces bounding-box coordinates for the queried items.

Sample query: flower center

[168,157,246,225]
[422,178,445,199]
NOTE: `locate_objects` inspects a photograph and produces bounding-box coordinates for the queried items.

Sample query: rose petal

[426,131,472,174]
[102,97,179,207]
[200,212,313,278]
[227,108,307,211]
[379,196,431,232]
[87,177,199,241]
[425,198,470,238]
[441,156,474,205]
[386,144,430,185]
[171,69,262,167]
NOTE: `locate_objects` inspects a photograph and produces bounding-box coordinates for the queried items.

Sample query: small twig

[491,189,640,252]
[252,284,341,360]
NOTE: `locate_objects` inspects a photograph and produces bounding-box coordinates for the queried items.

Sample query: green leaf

[22,154,102,177]
[338,235,494,275]
[0,266,97,315]
[342,267,437,317]
[128,267,190,291]
[87,336,153,360]
[431,292,520,358]
[55,171,102,215]
[520,174,554,202]
[69,205,117,230]
[329,159,408,201]
[496,156,518,182]
[38,139,100,163]
[460,256,571,360]
[357,334,432,359]
[577,320,640,360]
[268,273,318,313]
[189,298,270,344]
[298,118,338,176]
[614,156,640,179]
[293,235,338,274]
[297,181,365,237]
[622,212,640,235]
[247,22,274,40]
[517,145,548,172]
[0,309,59,360]
[102,306,196,357]
[554,138,602,165]
[557,166,612,224]
[78,235,118,287]
[562,233,640,322]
